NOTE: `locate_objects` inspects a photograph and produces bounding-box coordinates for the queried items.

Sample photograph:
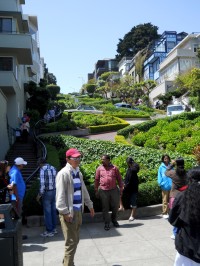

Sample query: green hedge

[115,135,131,145]
[23,179,43,216]
[41,113,77,133]
[117,111,200,137]
[24,174,162,214]
[137,181,162,207]
[107,114,150,119]
[118,120,157,137]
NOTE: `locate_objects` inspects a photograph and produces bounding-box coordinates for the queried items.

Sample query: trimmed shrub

[23,179,43,216]
[137,181,162,207]
[144,138,159,149]
[41,113,77,133]
[131,132,147,146]
[115,135,131,145]
[117,120,157,137]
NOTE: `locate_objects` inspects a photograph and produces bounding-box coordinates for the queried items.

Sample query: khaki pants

[59,211,82,266]
[99,187,120,224]
[162,190,170,215]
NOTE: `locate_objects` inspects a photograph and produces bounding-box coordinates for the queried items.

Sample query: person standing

[165,157,188,239]
[169,166,200,265]
[56,148,94,266]
[122,157,140,221]
[95,154,123,231]
[37,158,57,237]
[157,154,172,219]
[7,157,27,215]
[20,121,30,143]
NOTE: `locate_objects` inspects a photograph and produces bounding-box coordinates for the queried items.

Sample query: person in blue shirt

[157,154,172,219]
[7,157,27,216]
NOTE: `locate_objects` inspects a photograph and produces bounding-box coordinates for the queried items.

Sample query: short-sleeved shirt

[95,164,123,191]
[9,165,26,201]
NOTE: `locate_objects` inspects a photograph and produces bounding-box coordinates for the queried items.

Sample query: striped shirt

[39,164,57,195]
[71,169,82,211]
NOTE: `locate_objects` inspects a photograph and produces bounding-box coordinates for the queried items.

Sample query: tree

[135,49,148,81]
[174,68,200,107]
[47,84,60,100]
[134,80,156,106]
[85,84,96,97]
[116,23,160,61]
[26,86,51,116]
[47,73,57,85]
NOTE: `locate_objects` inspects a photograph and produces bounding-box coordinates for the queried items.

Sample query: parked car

[166,104,185,116]
[65,105,103,114]
[114,103,139,110]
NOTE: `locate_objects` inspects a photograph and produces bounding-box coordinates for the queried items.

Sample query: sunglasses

[70,157,81,161]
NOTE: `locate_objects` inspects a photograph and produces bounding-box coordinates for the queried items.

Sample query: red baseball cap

[66,148,81,158]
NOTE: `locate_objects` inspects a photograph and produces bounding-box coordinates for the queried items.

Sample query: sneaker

[163,214,169,219]
[129,216,134,221]
[40,231,54,237]
[170,234,175,240]
[118,207,125,211]
[112,221,120,227]
[52,229,58,234]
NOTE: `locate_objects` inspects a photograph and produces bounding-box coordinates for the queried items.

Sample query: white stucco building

[149,33,200,105]
[0,0,42,159]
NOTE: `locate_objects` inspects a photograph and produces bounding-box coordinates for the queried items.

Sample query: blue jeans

[173,226,178,236]
[42,190,57,232]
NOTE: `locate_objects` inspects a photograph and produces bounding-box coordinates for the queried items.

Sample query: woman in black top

[122,157,140,221]
[169,166,200,265]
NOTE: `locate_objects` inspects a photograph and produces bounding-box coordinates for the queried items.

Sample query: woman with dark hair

[165,157,188,239]
[122,157,140,221]
[157,154,172,219]
[169,166,200,265]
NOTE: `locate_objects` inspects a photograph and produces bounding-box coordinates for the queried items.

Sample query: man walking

[37,158,57,237]
[95,155,123,230]
[56,148,94,266]
[8,157,27,216]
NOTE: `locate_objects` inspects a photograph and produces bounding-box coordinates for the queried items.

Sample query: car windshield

[77,106,95,110]
[167,105,184,112]
[114,103,131,108]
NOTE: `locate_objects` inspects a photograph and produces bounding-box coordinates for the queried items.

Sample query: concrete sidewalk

[22,214,176,266]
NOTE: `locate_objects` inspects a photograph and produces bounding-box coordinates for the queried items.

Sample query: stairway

[5,134,38,187]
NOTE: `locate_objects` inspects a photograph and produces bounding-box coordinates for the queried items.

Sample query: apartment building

[149,33,200,104]
[89,58,118,81]
[118,56,132,77]
[0,0,41,159]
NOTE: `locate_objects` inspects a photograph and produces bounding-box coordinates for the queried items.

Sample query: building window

[193,44,200,53]
[0,18,12,32]
[0,57,13,71]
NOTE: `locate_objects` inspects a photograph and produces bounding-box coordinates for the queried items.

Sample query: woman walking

[157,154,172,219]
[122,157,140,221]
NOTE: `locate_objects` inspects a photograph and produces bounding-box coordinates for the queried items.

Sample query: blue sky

[23,0,200,94]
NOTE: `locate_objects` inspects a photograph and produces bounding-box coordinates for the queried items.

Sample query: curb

[26,204,162,227]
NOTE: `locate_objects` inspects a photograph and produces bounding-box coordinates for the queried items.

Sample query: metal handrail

[24,110,62,184]
[25,119,47,184]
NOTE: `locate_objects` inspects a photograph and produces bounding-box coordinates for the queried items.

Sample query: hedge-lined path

[84,119,149,142]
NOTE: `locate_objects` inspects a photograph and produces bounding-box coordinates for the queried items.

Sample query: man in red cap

[56,148,95,266]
